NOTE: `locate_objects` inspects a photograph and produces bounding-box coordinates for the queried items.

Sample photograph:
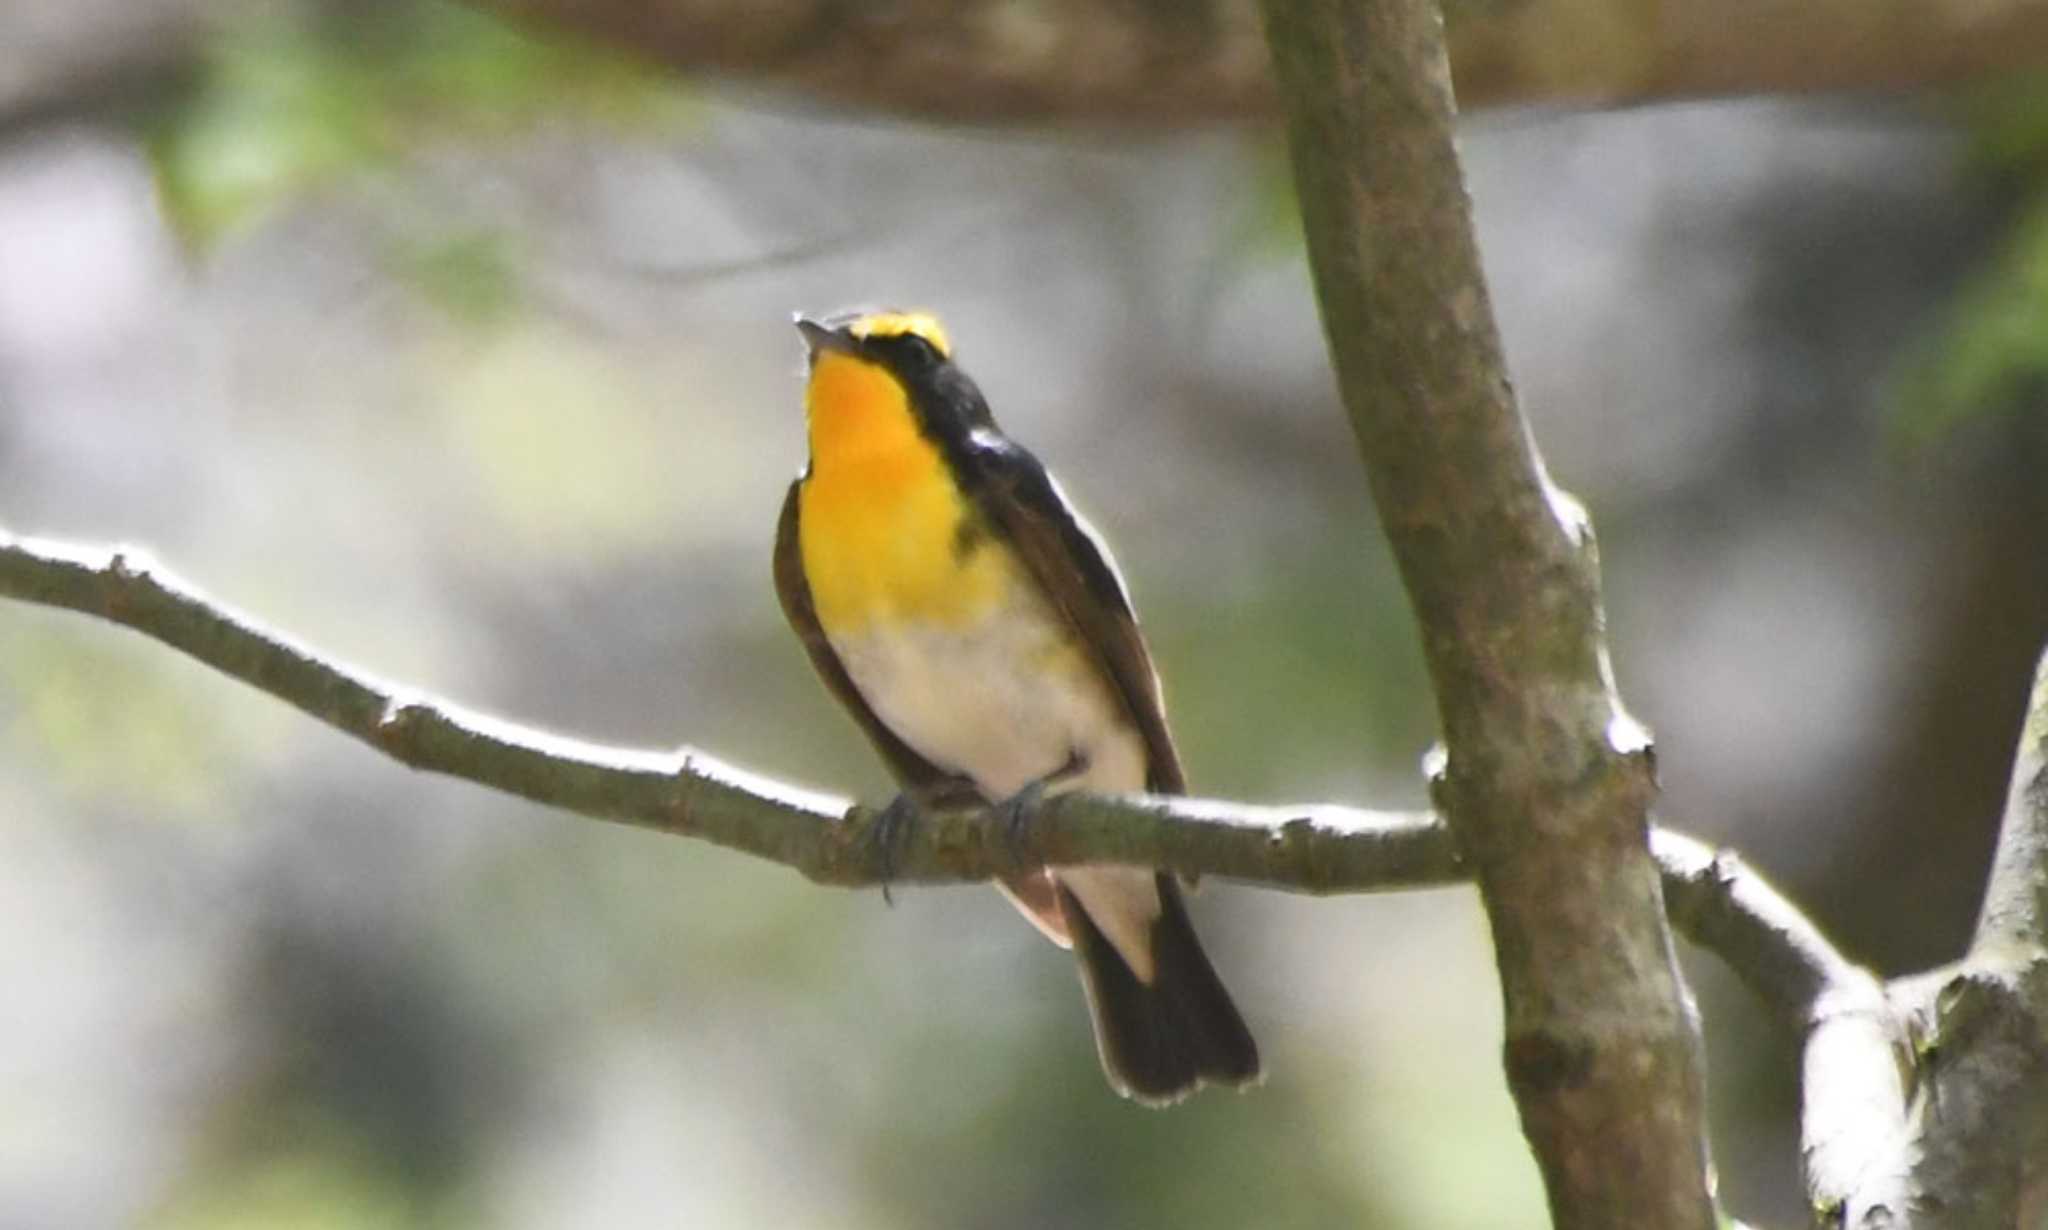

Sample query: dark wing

[773,480,959,798]
[957,434,1187,794]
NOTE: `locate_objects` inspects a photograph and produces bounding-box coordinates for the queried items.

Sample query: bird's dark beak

[794,315,855,358]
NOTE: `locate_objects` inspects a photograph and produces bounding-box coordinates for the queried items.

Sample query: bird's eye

[898,334,941,368]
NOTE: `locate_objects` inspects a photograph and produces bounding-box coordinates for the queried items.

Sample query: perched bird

[773,308,1259,1104]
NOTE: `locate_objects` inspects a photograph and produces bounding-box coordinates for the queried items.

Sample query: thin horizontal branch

[0,526,1868,1008]
[0,527,1460,892]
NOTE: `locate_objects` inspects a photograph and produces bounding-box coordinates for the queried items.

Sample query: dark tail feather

[1059,875,1261,1105]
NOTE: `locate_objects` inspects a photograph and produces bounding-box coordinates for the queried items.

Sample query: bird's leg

[995,748,1090,864]
[868,793,921,905]
[870,774,981,904]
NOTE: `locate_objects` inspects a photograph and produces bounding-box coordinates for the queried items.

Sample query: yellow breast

[798,351,1014,633]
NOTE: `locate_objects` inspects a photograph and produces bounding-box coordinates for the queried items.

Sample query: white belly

[827,596,1149,802]
[829,587,1163,978]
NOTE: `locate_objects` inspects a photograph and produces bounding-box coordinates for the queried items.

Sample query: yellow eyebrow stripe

[849,311,952,357]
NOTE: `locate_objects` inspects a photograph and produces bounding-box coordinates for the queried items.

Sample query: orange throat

[798,352,1007,632]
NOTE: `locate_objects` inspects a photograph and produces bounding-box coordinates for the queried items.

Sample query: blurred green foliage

[1956,73,2048,179]
[394,229,525,330]
[1190,139,1306,327]
[2,623,259,817]
[1161,545,1433,802]
[1890,206,2048,445]
[141,0,692,315]
[1223,140,1305,267]
[152,1120,417,1230]
[1891,74,2048,444]
[437,331,675,555]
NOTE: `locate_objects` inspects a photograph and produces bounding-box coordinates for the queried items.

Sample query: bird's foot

[992,749,1089,865]
[994,780,1046,864]
[867,775,980,904]
[868,792,923,905]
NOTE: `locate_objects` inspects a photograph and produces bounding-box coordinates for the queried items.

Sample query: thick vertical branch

[1882,644,2048,1228]
[1256,2,1714,1227]
[1803,646,2048,1228]
[1973,648,2048,958]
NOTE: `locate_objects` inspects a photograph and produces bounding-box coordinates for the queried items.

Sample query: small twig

[1654,828,1863,1023]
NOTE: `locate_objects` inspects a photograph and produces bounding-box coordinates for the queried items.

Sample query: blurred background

[4,2,2048,1227]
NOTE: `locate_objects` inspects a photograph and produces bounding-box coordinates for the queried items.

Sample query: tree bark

[461,0,2048,125]
[1257,0,1715,1225]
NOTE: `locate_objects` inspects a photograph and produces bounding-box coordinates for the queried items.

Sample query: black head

[794,308,994,440]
